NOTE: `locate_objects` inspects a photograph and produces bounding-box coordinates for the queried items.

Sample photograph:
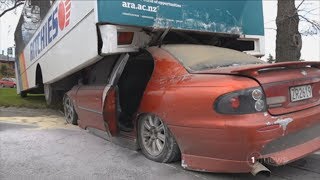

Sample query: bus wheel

[63,95,78,125]
[44,84,60,105]
[20,91,27,98]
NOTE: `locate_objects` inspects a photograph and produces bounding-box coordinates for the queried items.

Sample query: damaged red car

[63,44,320,175]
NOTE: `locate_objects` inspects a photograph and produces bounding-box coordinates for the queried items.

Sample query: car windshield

[162,44,265,71]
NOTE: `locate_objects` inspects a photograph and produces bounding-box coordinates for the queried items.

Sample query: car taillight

[214,87,267,114]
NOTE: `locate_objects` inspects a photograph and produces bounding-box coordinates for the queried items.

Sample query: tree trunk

[31,0,51,19]
[39,0,51,20]
[276,0,302,62]
[14,15,25,57]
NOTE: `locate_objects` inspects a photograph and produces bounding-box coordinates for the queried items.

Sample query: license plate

[290,85,313,102]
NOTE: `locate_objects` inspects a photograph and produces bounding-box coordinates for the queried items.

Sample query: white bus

[14,0,265,105]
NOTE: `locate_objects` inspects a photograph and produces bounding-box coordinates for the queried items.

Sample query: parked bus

[14,0,265,104]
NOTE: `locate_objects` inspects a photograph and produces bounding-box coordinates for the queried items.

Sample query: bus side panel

[17,0,98,91]
[97,0,264,36]
[32,11,99,85]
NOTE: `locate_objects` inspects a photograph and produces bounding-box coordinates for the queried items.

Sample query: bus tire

[20,91,27,98]
[44,84,60,105]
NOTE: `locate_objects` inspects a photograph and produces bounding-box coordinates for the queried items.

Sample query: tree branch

[298,7,319,16]
[299,15,320,30]
[0,1,24,17]
[296,0,306,10]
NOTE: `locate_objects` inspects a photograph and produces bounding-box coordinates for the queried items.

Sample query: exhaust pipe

[251,161,271,176]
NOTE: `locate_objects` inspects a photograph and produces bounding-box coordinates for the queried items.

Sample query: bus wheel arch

[35,64,44,88]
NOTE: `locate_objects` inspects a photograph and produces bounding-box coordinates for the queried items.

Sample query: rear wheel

[138,114,181,163]
[44,84,60,105]
[0,84,4,88]
[63,95,78,125]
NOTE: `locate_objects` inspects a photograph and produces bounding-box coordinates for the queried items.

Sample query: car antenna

[158,27,171,48]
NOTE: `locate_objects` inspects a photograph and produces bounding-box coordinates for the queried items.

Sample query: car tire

[138,114,181,163]
[0,84,4,88]
[12,84,16,88]
[63,95,78,125]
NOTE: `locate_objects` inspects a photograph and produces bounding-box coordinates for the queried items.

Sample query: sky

[0,3,23,57]
[263,0,320,61]
[0,0,319,61]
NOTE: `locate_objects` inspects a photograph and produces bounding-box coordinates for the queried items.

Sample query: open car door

[102,54,129,136]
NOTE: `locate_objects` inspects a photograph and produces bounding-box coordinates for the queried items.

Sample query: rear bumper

[169,105,320,173]
[180,140,320,173]
[261,137,320,166]
[181,154,251,173]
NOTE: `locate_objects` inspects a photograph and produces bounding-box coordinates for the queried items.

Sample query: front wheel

[20,91,27,98]
[138,114,181,163]
[63,95,78,125]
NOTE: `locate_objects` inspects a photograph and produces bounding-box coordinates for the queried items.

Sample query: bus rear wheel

[44,84,60,105]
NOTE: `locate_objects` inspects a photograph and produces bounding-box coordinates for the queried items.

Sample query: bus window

[14,0,53,56]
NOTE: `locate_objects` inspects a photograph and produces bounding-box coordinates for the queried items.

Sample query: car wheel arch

[135,112,182,151]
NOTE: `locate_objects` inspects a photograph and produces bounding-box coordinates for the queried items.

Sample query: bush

[0,64,15,77]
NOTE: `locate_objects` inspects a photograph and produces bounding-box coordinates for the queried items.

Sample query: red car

[63,45,320,175]
[0,78,16,88]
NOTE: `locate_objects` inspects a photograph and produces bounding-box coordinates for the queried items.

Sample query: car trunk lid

[194,61,320,115]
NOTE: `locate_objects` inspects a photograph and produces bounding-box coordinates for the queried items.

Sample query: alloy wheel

[64,96,75,124]
[141,115,166,156]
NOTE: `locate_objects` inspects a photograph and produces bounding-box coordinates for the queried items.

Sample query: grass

[0,88,48,108]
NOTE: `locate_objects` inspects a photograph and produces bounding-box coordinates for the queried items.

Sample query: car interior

[116,52,155,131]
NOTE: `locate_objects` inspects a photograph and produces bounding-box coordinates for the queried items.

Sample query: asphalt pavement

[0,107,319,180]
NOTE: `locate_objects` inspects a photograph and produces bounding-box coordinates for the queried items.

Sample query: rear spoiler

[231,61,320,76]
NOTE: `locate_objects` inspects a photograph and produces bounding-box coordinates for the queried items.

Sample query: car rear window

[162,44,265,71]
